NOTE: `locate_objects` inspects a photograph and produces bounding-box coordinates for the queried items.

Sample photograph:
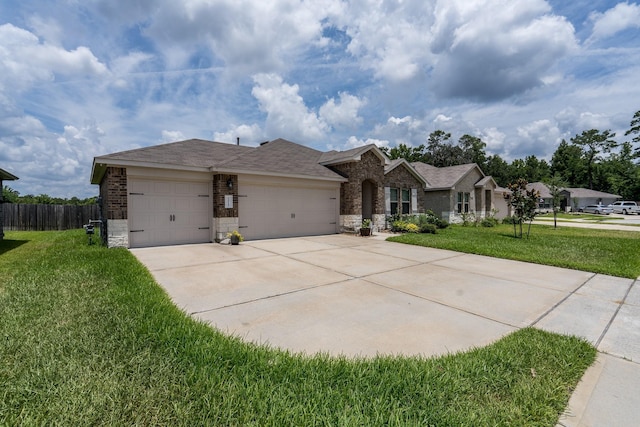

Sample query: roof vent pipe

[236,137,240,145]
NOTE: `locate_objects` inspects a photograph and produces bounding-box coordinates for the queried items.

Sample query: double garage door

[238,182,339,241]
[128,178,211,248]
[127,177,339,247]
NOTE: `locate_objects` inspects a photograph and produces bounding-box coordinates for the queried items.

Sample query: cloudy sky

[1,0,639,198]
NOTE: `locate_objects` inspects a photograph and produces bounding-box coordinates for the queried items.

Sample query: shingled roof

[215,138,344,180]
[411,162,480,190]
[94,139,252,169]
[91,138,347,183]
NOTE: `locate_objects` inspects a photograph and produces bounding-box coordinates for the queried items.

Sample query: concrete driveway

[131,234,640,425]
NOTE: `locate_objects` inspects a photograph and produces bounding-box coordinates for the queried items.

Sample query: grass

[389,223,640,278]
[0,230,596,426]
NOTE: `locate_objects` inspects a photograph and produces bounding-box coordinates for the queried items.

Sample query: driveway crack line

[362,278,520,329]
[594,278,636,349]
[530,273,597,327]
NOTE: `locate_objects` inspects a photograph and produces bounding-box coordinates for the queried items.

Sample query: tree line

[381,110,640,201]
[1,186,97,206]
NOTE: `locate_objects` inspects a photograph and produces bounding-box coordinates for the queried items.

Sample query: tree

[2,186,20,203]
[425,130,465,167]
[600,141,640,200]
[625,110,640,159]
[506,178,540,239]
[570,129,618,189]
[380,143,427,162]
[551,139,586,187]
[544,174,567,229]
[484,154,510,187]
[458,134,487,169]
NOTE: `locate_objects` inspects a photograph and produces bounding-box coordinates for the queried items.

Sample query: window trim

[457,192,470,214]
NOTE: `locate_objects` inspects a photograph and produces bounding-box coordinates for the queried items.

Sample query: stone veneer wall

[213,174,239,241]
[100,167,129,247]
[331,150,385,219]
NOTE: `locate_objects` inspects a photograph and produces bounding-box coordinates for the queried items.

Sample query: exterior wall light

[227,178,233,189]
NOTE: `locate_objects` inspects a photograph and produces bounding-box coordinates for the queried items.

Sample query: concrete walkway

[132,234,639,426]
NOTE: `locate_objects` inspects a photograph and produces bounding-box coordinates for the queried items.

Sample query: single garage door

[128,179,211,248]
[238,183,338,240]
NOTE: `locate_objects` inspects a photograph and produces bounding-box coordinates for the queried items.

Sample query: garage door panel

[238,183,338,240]
[129,178,211,248]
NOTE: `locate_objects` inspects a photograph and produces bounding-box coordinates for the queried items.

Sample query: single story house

[0,167,19,241]
[91,138,498,248]
[527,182,621,212]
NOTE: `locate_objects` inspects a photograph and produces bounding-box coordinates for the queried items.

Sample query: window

[390,188,398,215]
[456,192,470,213]
[402,189,410,214]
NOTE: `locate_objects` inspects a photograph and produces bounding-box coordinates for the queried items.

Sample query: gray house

[0,167,19,241]
[527,182,621,212]
[91,138,497,248]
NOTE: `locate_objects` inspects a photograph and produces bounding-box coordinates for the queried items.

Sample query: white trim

[384,187,391,215]
[411,188,418,214]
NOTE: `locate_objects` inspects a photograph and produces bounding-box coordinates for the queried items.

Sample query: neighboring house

[561,187,621,212]
[0,167,19,241]
[527,182,620,212]
[493,186,512,218]
[91,138,496,248]
[411,163,498,222]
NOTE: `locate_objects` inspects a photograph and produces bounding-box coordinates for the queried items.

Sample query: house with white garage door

[91,138,495,248]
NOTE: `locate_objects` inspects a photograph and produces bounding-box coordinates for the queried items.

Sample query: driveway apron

[131,233,639,426]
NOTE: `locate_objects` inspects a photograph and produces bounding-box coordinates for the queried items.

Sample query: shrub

[481,217,498,227]
[420,223,437,234]
[405,223,420,233]
[502,216,518,225]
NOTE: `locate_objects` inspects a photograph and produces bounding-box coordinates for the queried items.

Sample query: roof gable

[411,162,481,189]
[384,159,429,187]
[319,144,388,166]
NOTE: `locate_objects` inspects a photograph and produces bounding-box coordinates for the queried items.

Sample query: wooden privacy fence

[3,204,100,231]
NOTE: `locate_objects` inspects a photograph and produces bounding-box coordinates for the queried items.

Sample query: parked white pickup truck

[608,201,640,215]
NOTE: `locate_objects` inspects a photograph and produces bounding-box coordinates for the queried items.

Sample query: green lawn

[389,223,640,278]
[0,230,596,426]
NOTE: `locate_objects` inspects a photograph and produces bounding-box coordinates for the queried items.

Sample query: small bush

[502,216,518,225]
[420,223,437,234]
[405,223,420,233]
[481,217,498,227]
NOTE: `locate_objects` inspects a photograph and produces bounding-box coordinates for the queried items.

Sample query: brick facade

[331,150,385,216]
[383,164,425,213]
[213,174,238,218]
[100,167,128,220]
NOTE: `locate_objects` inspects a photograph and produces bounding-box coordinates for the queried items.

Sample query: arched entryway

[362,179,376,220]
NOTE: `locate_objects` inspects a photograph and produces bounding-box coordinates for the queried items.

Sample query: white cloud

[122,0,344,73]
[161,130,186,143]
[478,127,507,154]
[588,2,640,43]
[512,119,562,159]
[213,124,264,146]
[0,23,108,93]
[319,92,365,129]
[337,0,435,82]
[433,114,453,124]
[344,136,389,149]
[251,73,329,141]
[555,108,612,135]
